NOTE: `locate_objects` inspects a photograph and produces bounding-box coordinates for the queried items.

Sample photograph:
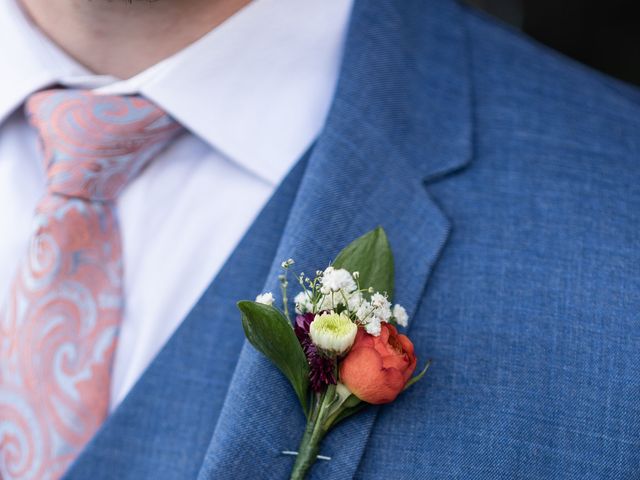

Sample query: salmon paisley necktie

[0,90,182,479]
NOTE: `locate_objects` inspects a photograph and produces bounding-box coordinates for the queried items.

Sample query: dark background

[465,0,640,86]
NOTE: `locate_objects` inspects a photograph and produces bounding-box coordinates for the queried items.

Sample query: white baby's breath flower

[318,292,343,311]
[255,292,275,306]
[354,294,391,336]
[393,304,409,327]
[309,312,358,355]
[355,300,373,323]
[281,258,295,269]
[347,290,363,312]
[356,300,373,323]
[364,317,382,336]
[371,292,390,308]
[320,266,357,295]
[294,291,314,314]
[319,291,362,314]
[370,292,392,322]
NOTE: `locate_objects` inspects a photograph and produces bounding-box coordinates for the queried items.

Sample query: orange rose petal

[340,348,405,404]
[397,333,415,355]
[340,324,419,404]
[375,367,406,404]
[340,347,382,396]
[381,352,409,371]
[340,347,393,403]
[357,328,375,348]
[378,325,391,343]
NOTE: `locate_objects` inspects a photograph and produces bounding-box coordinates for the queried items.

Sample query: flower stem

[290,384,337,480]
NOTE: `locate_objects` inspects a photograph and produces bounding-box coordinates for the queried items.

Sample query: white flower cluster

[320,266,357,294]
[295,266,361,314]
[292,265,409,336]
[393,304,409,327]
[354,292,392,336]
[255,292,275,306]
[294,290,314,313]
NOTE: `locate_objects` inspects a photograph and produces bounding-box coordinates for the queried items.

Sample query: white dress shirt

[0,0,353,409]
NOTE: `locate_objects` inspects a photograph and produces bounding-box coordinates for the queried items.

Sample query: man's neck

[19,0,251,79]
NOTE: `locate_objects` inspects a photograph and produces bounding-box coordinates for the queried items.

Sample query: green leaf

[238,301,310,417]
[342,393,362,410]
[403,359,432,391]
[327,402,367,428]
[332,227,394,301]
[323,393,364,430]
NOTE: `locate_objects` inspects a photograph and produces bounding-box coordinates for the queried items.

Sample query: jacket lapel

[198,0,473,478]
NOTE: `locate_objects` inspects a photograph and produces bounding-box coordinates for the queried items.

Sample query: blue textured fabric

[66,0,640,478]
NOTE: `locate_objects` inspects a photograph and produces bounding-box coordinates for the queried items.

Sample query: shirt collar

[0,0,90,124]
[0,0,353,186]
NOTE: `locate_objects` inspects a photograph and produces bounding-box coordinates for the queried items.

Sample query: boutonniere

[238,227,430,480]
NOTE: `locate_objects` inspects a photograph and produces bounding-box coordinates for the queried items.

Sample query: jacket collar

[197,0,473,478]
[322,0,473,182]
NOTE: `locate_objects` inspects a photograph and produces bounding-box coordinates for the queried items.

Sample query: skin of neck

[19,0,251,79]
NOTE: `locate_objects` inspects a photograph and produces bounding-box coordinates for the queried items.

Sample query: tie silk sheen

[0,90,181,479]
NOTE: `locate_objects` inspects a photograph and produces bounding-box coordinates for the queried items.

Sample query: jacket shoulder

[460,5,640,171]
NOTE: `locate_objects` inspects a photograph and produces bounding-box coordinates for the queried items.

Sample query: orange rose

[339,323,417,404]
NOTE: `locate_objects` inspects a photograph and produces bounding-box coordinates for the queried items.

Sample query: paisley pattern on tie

[0,90,181,479]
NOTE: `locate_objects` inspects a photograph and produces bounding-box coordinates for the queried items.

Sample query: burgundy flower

[295,313,336,392]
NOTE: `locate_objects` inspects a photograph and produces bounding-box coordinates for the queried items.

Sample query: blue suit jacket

[65,0,640,478]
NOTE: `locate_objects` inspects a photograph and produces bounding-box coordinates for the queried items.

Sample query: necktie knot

[26,89,182,201]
